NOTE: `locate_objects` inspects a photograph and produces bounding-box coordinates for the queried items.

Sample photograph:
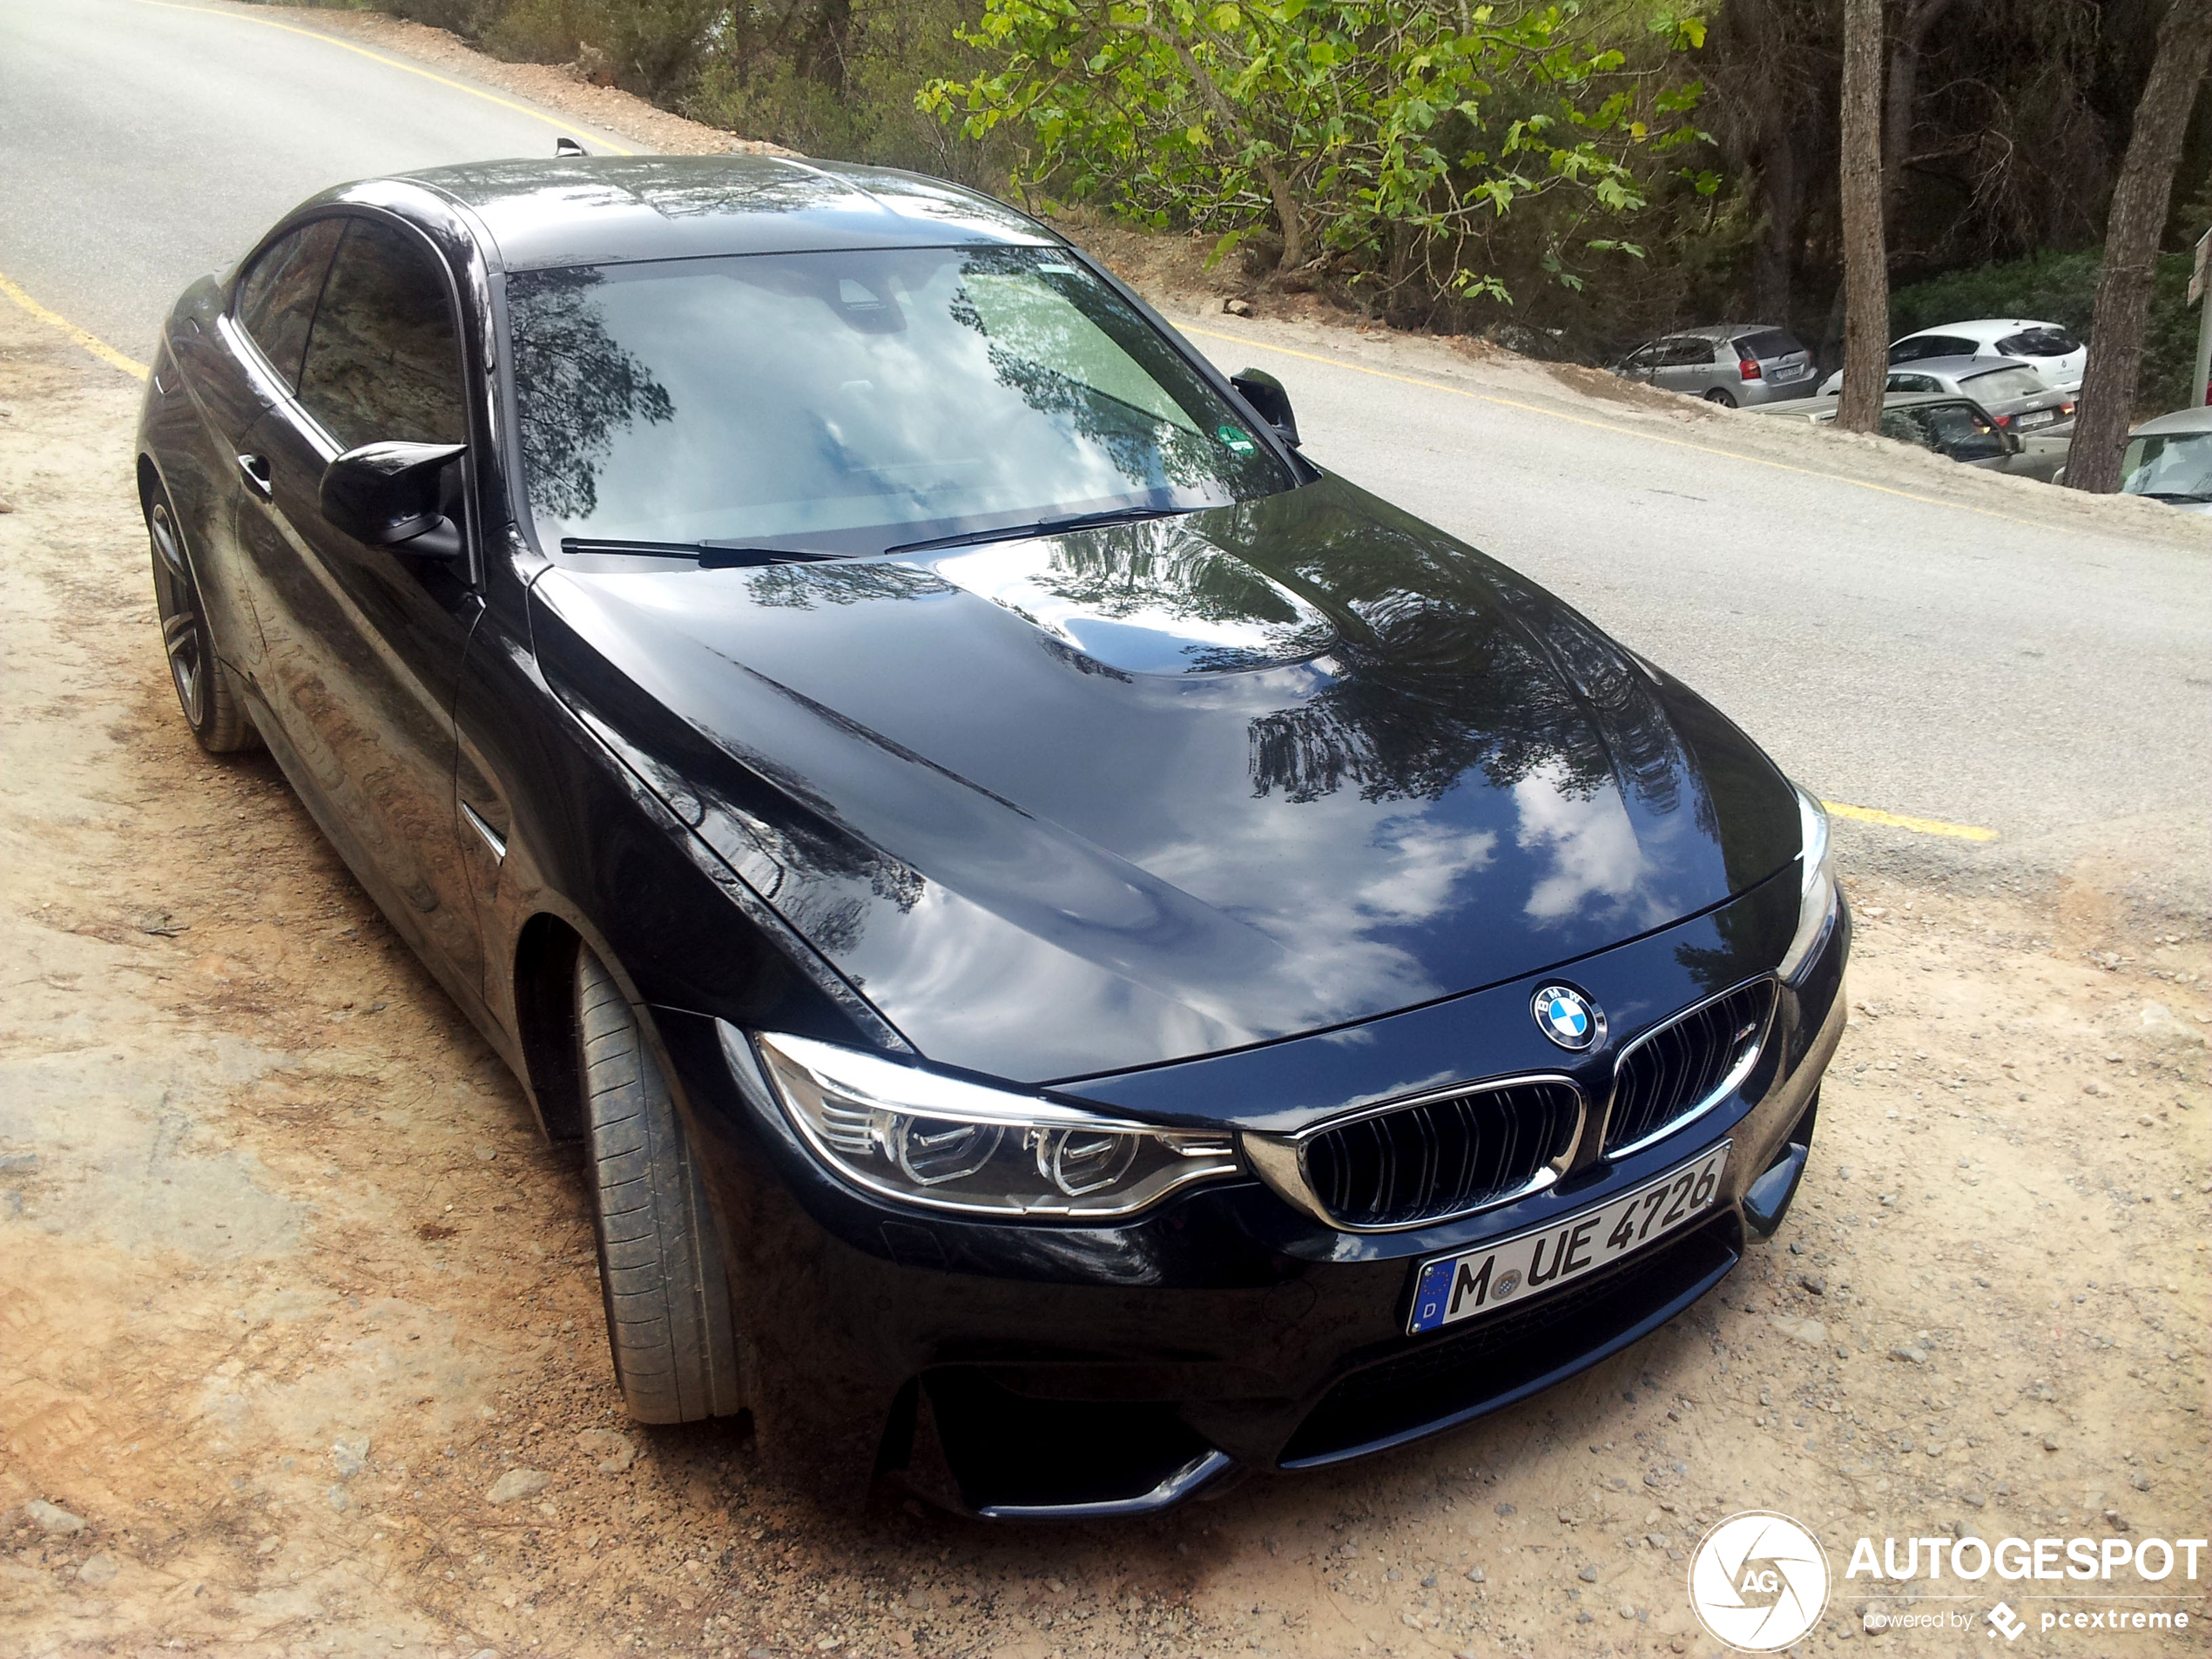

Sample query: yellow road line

[1821,799,1998,841]
[126,0,635,156]
[0,273,149,380]
[1186,325,2066,534]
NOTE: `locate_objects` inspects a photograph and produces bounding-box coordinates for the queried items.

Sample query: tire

[145,484,259,752]
[575,946,745,1424]
[1703,388,1738,408]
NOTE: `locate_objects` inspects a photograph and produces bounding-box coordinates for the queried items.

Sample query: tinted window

[1918,402,2003,459]
[1891,334,1975,363]
[1961,365,2047,402]
[1886,373,1939,392]
[234,219,343,389]
[1998,327,2078,357]
[506,246,1294,553]
[1660,337,1716,366]
[1732,328,1803,360]
[297,217,465,453]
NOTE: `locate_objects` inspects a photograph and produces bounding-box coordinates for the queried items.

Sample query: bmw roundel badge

[1532,984,1604,1051]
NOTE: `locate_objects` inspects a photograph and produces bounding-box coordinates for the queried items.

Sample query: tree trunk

[1837,0,1890,433]
[1882,0,1954,239]
[2065,0,2212,493]
[1750,139,1803,322]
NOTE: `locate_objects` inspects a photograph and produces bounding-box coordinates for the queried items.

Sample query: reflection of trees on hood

[509,267,673,520]
[1233,510,1691,813]
[742,560,953,610]
[1033,522,1309,626]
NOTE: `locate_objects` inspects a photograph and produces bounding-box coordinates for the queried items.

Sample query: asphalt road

[0,0,633,356]
[5,0,2209,910]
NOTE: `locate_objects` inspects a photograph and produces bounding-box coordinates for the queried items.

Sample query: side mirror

[1231,368,1299,448]
[320,442,467,557]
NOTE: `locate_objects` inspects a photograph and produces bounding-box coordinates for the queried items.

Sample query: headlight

[750,1031,1240,1219]
[1777,786,1838,981]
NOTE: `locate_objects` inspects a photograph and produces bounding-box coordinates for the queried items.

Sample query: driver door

[233,212,489,994]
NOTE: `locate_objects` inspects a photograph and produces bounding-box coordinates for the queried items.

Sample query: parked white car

[1815,319,2087,395]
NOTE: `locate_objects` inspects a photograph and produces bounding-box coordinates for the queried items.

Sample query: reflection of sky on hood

[1513,760,1685,931]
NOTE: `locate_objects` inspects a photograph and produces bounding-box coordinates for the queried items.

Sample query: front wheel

[576,946,745,1424]
[1703,388,1738,408]
[146,485,257,752]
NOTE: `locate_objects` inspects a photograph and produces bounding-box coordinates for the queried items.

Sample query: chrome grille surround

[1244,1076,1586,1234]
[1601,977,1777,1157]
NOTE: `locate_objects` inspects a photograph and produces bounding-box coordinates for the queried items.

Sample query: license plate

[1406,1143,1730,1334]
[2017,408,2056,428]
[1774,362,1809,381]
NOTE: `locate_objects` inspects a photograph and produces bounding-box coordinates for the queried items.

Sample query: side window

[1666,338,1715,366]
[297,217,466,453]
[234,220,343,389]
[1878,409,1935,448]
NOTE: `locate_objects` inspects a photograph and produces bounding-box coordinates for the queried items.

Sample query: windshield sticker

[1217,423,1258,455]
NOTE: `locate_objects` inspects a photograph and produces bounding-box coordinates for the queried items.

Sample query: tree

[1835,0,1889,432]
[2065,0,2212,493]
[922,0,1710,309]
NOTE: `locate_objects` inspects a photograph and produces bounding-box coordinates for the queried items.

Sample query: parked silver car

[2117,404,2212,516]
[1755,391,2070,482]
[1613,323,1818,407]
[1814,354,2074,435]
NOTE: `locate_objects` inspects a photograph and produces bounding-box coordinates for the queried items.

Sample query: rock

[330,1435,369,1479]
[1962,1491,1986,1507]
[76,1554,117,1587]
[577,1427,636,1474]
[1799,1273,1827,1296]
[1575,1609,1595,1623]
[486,1468,552,1506]
[326,1485,349,1513]
[1495,1502,1516,1516]
[1890,1345,1928,1365]
[1578,1564,1600,1582]
[1837,1166,1852,1180]
[24,1501,85,1534]
[1772,1315,1828,1346]
[0,1153,38,1174]
[1618,1602,1636,1619]
[2132,1472,2153,1492]
[1647,1533,1670,1548]
[1465,1566,1486,1582]
[2042,1435,2060,1452]
[1222,297,1253,317]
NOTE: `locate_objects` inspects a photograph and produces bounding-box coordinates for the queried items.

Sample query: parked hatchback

[1885,318,2086,394]
[1613,324,1817,407]
[1816,354,2074,435]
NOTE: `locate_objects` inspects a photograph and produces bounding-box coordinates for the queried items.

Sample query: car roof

[1896,319,2066,343]
[1750,390,1992,421]
[2129,404,2212,438]
[395,155,1058,272]
[1666,322,1789,340]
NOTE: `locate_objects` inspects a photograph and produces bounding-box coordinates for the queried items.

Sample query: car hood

[530,475,1798,1082]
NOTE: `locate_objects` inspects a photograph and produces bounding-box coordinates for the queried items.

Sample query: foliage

[1890,248,2202,415]
[921,0,1714,312]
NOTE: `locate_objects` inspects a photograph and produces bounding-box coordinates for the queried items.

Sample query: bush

[1889,248,2202,416]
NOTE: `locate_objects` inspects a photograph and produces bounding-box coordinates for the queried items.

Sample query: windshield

[1960,364,2048,401]
[504,246,1293,554]
[2121,431,2212,499]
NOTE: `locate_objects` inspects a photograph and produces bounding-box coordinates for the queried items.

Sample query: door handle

[236,453,273,500]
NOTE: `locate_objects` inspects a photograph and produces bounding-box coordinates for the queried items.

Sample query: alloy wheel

[148,498,207,729]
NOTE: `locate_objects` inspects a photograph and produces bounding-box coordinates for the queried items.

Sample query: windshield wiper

[2135,491,2212,503]
[886,505,1190,556]
[559,536,841,566]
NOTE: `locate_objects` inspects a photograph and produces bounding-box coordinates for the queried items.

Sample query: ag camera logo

[1688,1510,1831,1652]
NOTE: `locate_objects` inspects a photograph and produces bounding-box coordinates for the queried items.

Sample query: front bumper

[654,872,1849,1517]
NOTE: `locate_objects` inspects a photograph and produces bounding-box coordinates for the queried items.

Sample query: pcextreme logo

[1688,1510,1831,1652]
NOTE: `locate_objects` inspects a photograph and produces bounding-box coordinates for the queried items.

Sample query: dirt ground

[3,182,2211,1659]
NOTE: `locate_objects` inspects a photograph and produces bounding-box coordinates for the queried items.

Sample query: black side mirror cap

[320,442,467,557]
[1231,368,1300,448]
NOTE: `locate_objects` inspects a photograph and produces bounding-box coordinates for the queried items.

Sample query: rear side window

[297,217,466,453]
[1962,365,2047,402]
[1998,327,2077,357]
[1891,334,1975,363]
[1886,373,1939,392]
[1732,329,1802,360]
[234,219,343,389]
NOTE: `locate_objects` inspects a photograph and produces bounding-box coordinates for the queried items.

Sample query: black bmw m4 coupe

[137,154,1847,1518]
